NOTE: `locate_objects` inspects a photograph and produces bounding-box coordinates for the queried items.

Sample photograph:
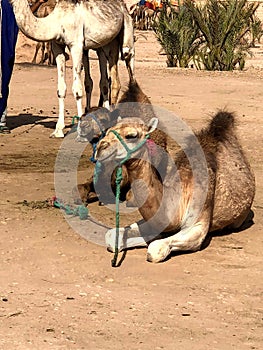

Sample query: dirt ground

[0,31,262,349]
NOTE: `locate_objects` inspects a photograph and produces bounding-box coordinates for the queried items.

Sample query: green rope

[71,115,80,125]
[53,197,88,220]
[111,166,123,267]
[109,130,150,267]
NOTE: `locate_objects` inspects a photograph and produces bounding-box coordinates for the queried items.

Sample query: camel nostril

[100,141,109,149]
[97,141,109,154]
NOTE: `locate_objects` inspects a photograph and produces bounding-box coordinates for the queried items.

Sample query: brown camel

[94,111,255,263]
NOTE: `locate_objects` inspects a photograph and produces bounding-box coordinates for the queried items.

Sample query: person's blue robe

[0,0,18,115]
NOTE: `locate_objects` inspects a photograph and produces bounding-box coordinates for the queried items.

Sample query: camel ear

[147,118,158,133]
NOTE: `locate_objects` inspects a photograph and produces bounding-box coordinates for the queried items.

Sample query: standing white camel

[10,0,135,137]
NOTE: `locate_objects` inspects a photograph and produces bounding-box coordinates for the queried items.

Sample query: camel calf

[95,111,255,263]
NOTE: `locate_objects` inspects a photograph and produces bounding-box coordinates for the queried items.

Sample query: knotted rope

[52,197,89,220]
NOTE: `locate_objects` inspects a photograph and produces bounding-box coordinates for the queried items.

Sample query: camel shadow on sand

[7,113,54,130]
[7,113,75,133]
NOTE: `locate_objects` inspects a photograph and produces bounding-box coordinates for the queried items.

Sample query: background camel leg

[40,41,46,64]
[121,9,135,81]
[31,42,41,64]
[97,48,110,109]
[107,53,120,106]
[82,49,93,112]
[51,41,67,138]
[46,41,54,65]
[100,38,121,106]
[70,45,83,119]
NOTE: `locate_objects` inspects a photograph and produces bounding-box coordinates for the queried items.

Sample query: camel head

[76,108,120,143]
[95,117,158,163]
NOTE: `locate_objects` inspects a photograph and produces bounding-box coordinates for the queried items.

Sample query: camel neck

[126,156,164,219]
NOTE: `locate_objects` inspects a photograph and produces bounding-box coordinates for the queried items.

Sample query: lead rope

[109,130,150,267]
[111,166,123,267]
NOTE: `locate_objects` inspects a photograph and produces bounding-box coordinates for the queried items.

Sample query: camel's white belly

[56,3,124,49]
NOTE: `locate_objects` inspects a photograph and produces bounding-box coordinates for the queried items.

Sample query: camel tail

[208,110,235,140]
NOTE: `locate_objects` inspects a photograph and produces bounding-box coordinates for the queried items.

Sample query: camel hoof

[50,130,64,138]
[146,240,170,263]
[103,100,110,110]
[105,228,125,252]
[122,46,131,59]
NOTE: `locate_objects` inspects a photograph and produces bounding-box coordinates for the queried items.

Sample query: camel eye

[125,132,138,140]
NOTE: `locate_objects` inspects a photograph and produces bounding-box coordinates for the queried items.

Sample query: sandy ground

[0,31,262,349]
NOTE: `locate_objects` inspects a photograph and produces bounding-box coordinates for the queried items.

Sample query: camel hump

[127,79,143,94]
[208,110,235,140]
[118,79,151,104]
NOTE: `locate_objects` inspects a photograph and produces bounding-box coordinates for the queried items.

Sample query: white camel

[30,0,130,110]
[10,0,135,137]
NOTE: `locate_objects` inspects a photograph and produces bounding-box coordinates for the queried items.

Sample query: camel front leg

[147,220,210,263]
[71,45,83,118]
[50,41,67,138]
[105,222,148,252]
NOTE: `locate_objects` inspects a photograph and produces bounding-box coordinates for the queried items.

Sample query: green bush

[187,0,260,70]
[153,0,261,71]
[153,3,202,68]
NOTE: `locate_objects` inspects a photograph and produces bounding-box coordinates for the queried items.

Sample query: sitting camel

[94,111,255,263]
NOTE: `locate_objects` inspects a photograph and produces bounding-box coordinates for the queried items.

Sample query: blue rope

[88,113,106,136]
[90,142,99,163]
